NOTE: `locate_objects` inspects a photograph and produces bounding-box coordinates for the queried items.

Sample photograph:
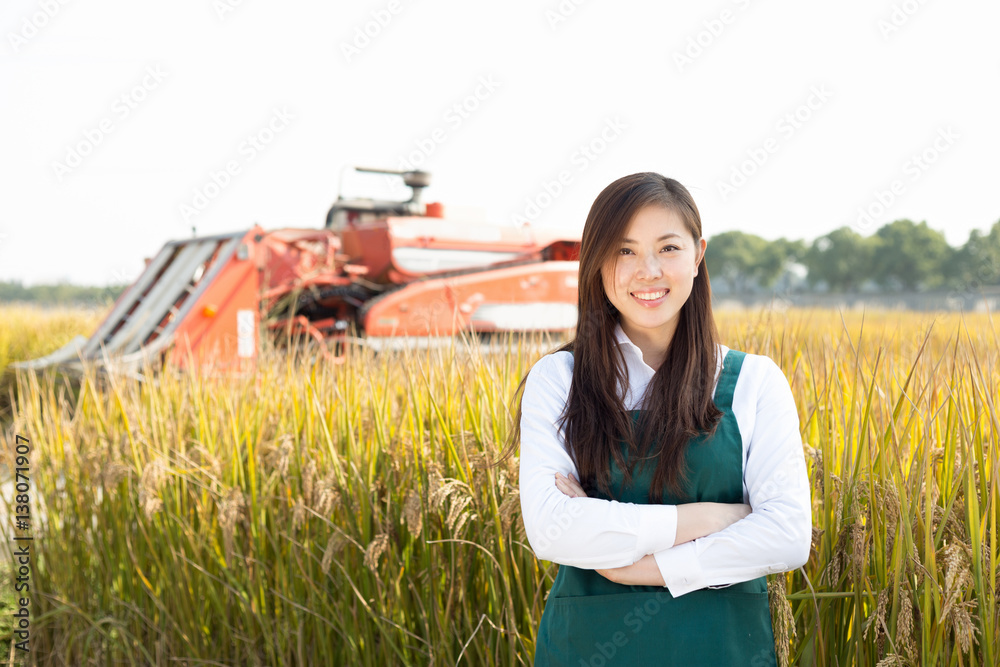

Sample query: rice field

[0,304,997,665]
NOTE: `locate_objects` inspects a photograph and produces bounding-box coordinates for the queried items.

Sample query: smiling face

[600,204,706,366]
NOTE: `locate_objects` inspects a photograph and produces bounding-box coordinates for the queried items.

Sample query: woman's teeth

[632,290,667,301]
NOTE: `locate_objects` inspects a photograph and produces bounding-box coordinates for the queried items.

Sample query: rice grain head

[364,533,390,572]
[268,435,294,477]
[897,587,916,661]
[429,476,464,511]
[863,588,889,656]
[218,487,247,542]
[302,459,316,507]
[403,489,423,538]
[314,473,341,516]
[321,533,348,576]
[101,461,131,493]
[768,576,795,667]
[950,601,979,654]
[138,458,168,519]
[849,522,866,583]
[292,497,307,530]
[498,488,520,534]
[939,542,979,653]
[445,493,474,534]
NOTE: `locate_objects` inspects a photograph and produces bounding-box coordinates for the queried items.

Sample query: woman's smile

[630,288,670,306]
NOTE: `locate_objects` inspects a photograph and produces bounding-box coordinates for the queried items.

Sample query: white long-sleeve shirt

[518,322,812,597]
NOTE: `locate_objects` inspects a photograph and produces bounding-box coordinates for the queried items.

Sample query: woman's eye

[619,246,679,255]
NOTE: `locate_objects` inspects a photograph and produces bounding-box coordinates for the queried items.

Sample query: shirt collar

[613,321,639,350]
[612,320,727,379]
[613,321,653,371]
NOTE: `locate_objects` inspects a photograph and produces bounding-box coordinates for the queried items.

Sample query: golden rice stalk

[189,444,222,481]
[402,489,423,538]
[949,601,979,654]
[875,655,908,667]
[849,523,866,584]
[364,533,389,572]
[218,487,247,541]
[768,576,796,667]
[138,458,168,519]
[497,468,509,491]
[266,435,294,477]
[826,524,850,585]
[430,477,468,512]
[941,542,973,605]
[292,497,307,530]
[314,473,340,516]
[498,489,520,534]
[451,510,475,536]
[101,461,131,493]
[445,492,474,535]
[897,587,916,661]
[301,459,316,507]
[939,542,979,654]
[467,451,491,471]
[217,487,247,563]
[863,588,889,656]
[142,496,164,519]
[321,533,347,576]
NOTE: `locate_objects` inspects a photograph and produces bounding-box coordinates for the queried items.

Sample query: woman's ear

[694,237,707,275]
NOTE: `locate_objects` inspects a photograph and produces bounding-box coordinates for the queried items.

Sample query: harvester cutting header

[18,168,582,374]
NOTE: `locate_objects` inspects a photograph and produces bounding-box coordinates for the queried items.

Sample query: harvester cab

[15,167,582,376]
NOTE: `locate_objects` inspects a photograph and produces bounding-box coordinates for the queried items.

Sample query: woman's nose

[637,254,663,279]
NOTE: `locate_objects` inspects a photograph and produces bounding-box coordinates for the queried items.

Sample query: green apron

[533,349,777,666]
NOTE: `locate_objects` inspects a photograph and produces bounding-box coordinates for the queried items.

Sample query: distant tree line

[705,218,1000,293]
[0,281,127,306]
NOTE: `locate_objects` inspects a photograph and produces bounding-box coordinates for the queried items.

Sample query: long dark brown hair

[494,172,723,503]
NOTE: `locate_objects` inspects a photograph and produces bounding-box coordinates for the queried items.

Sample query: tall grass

[2,307,998,665]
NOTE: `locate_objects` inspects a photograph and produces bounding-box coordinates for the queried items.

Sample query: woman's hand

[596,554,665,586]
[554,471,586,498]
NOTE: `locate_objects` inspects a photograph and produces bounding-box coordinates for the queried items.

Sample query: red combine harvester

[16,168,581,375]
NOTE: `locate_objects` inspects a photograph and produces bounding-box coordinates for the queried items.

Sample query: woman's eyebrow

[621,233,682,243]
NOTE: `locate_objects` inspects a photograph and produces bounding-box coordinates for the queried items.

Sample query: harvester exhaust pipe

[355,166,431,203]
[325,167,432,230]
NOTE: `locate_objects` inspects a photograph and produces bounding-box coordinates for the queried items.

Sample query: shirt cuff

[633,504,678,561]
[653,542,705,597]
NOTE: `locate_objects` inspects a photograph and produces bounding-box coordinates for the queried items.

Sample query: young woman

[499,172,811,666]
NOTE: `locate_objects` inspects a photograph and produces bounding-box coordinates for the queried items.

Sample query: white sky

[2,0,998,286]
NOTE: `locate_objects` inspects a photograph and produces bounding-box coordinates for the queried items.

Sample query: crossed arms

[517,351,812,597]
